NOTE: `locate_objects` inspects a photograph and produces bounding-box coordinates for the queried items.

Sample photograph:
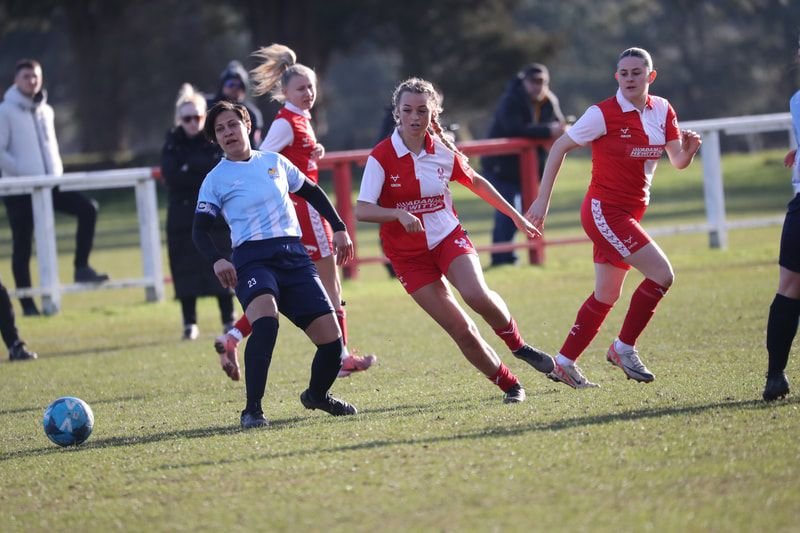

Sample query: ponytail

[250,44,316,102]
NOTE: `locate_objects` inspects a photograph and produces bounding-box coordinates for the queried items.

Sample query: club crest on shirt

[268,167,278,179]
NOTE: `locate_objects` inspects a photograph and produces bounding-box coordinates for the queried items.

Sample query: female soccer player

[193,101,357,428]
[762,36,800,402]
[526,47,702,388]
[356,77,555,404]
[213,44,375,381]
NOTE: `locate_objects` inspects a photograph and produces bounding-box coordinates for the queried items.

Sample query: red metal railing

[318,137,550,278]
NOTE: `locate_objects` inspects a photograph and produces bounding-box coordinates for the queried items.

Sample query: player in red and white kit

[526,47,702,388]
[212,44,375,382]
[356,77,556,404]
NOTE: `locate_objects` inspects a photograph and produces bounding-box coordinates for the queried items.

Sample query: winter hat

[219,60,250,92]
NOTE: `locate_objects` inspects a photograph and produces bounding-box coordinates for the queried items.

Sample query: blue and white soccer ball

[43,397,94,446]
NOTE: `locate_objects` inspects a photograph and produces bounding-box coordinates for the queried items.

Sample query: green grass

[0,151,798,532]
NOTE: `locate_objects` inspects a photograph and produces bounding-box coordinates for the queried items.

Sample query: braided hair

[391,77,463,158]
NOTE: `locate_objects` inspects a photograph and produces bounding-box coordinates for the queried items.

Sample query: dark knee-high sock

[0,282,20,348]
[244,317,279,412]
[308,338,344,399]
[767,294,800,375]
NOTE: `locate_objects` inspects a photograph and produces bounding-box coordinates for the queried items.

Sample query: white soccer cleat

[606,343,654,383]
[547,361,599,389]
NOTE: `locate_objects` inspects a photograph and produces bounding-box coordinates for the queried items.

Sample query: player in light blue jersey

[193,101,358,428]
[763,35,800,402]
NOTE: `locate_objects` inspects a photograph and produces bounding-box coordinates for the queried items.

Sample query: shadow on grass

[0,394,149,417]
[3,395,796,465]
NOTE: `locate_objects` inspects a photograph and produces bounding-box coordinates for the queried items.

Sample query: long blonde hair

[173,83,207,127]
[249,43,317,102]
[392,77,460,156]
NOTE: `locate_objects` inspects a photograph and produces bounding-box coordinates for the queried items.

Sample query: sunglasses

[223,80,245,90]
[181,115,201,124]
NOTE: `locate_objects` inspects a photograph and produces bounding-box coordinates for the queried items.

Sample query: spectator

[0,275,37,361]
[0,59,108,316]
[762,35,800,402]
[206,60,264,148]
[161,84,235,340]
[482,63,567,267]
[356,78,555,405]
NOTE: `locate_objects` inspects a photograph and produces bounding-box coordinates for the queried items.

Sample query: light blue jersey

[197,150,306,247]
[791,90,800,194]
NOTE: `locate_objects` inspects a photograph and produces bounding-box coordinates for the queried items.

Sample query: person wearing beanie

[207,60,264,147]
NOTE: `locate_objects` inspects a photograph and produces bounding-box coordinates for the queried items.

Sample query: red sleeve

[450,154,475,185]
[665,103,680,143]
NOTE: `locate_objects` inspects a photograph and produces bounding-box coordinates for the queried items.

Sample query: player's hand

[681,129,702,155]
[311,143,326,161]
[525,197,549,234]
[214,258,237,289]
[785,149,797,168]
[513,212,542,239]
[397,210,424,233]
[332,230,354,266]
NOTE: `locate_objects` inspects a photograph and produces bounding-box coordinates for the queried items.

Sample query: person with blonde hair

[213,44,375,382]
[356,77,555,404]
[161,83,235,342]
[526,48,702,389]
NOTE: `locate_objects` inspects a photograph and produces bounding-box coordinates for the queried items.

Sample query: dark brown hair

[15,58,41,73]
[203,100,251,143]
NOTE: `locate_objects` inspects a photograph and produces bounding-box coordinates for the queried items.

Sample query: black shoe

[21,299,40,316]
[9,340,37,361]
[503,383,526,404]
[513,345,555,374]
[75,266,110,283]
[240,409,269,429]
[300,389,357,416]
[763,373,790,402]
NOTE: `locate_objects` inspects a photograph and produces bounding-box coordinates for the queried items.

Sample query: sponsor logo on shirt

[620,127,631,139]
[389,174,401,188]
[628,146,664,159]
[454,237,470,249]
[396,195,445,214]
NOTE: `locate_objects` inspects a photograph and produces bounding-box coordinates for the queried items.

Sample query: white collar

[615,89,651,112]
[284,101,312,119]
[390,128,435,157]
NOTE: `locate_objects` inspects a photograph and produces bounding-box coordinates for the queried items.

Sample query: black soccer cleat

[240,409,269,429]
[513,344,555,374]
[300,389,357,416]
[8,340,37,361]
[502,383,526,404]
[74,266,110,283]
[763,373,790,402]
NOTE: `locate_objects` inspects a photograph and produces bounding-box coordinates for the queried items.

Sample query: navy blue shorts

[779,193,800,273]
[232,237,333,328]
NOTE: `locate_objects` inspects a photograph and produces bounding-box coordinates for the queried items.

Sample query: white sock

[556,354,574,367]
[229,328,243,342]
[614,338,634,353]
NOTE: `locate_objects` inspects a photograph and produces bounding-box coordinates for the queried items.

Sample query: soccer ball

[43,397,94,446]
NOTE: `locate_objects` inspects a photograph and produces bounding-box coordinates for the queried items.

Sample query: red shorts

[390,225,477,294]
[291,194,334,262]
[580,196,650,270]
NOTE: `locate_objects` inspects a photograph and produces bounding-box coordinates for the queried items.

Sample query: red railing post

[332,161,358,279]
[519,145,544,265]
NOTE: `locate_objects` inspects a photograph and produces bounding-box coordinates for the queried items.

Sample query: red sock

[618,279,669,346]
[559,293,613,360]
[336,307,348,347]
[488,363,519,392]
[493,317,525,352]
[235,315,252,338]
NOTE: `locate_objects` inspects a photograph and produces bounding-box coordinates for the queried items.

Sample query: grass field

[0,151,798,532]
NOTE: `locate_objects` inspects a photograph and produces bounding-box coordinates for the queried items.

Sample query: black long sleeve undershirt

[192,212,225,264]
[294,179,347,232]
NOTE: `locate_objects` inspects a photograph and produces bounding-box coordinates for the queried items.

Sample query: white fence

[0,112,794,314]
[0,168,164,315]
[681,112,795,248]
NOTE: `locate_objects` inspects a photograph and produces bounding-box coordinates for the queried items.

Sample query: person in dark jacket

[481,63,567,267]
[207,60,264,148]
[162,84,235,340]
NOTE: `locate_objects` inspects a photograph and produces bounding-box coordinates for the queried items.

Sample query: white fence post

[30,185,61,314]
[135,177,164,302]
[699,130,727,249]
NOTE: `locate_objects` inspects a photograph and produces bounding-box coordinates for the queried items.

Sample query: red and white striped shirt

[358,129,474,257]
[567,89,681,208]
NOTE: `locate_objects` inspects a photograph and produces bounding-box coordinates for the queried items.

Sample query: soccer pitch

[0,151,798,531]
